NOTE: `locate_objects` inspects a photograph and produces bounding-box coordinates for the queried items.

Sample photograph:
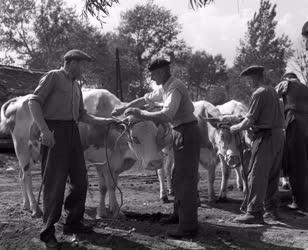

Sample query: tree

[0,0,36,64]
[290,40,308,84]
[83,0,214,20]
[118,2,183,96]
[234,0,293,86]
[188,51,227,87]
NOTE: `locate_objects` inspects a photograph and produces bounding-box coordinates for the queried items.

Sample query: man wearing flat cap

[28,49,117,248]
[275,72,308,211]
[230,65,285,224]
[113,58,200,238]
[302,21,308,51]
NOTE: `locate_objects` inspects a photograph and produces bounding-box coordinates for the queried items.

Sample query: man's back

[248,86,285,130]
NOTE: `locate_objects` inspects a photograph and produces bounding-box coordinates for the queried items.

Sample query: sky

[65,0,308,67]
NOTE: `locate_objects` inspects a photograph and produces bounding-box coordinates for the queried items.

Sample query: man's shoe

[234,212,264,224]
[287,201,299,210]
[63,223,93,234]
[167,228,198,239]
[263,210,280,221]
[42,235,61,249]
[159,214,179,224]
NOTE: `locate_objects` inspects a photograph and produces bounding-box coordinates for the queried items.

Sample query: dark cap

[302,21,308,36]
[240,65,264,77]
[282,72,298,80]
[64,49,92,62]
[148,59,170,71]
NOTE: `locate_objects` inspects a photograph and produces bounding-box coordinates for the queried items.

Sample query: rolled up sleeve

[144,88,163,105]
[161,89,181,120]
[275,80,289,98]
[246,91,264,123]
[29,71,56,105]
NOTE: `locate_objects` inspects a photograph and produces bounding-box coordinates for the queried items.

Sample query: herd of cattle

[0,88,265,219]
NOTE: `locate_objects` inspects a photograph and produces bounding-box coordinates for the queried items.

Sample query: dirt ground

[0,151,308,250]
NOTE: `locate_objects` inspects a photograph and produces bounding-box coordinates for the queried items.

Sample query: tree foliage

[234,0,293,85]
[0,0,36,63]
[118,2,184,95]
[83,0,214,20]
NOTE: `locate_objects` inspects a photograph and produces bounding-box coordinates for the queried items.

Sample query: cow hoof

[161,196,169,203]
[208,197,217,203]
[113,211,125,220]
[95,214,107,220]
[217,196,228,203]
[31,209,42,218]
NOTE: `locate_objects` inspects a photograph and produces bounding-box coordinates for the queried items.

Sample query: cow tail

[0,97,18,136]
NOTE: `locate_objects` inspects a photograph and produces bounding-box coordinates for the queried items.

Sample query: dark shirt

[246,85,285,130]
[29,68,86,121]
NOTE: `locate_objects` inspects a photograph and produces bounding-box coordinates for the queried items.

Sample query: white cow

[158,100,251,202]
[0,89,170,218]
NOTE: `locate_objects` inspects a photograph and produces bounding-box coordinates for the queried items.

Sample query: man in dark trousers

[112,58,200,238]
[230,65,285,224]
[29,49,117,248]
[275,70,308,211]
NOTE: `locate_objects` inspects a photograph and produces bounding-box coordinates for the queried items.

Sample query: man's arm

[112,97,147,116]
[125,89,181,124]
[79,112,117,126]
[230,117,252,133]
[28,100,55,147]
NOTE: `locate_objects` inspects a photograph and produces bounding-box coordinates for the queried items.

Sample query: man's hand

[124,108,143,119]
[104,117,122,126]
[230,124,241,134]
[112,105,127,117]
[40,129,55,148]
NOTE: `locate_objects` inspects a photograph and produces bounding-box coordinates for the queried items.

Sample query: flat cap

[302,21,308,36]
[240,65,264,77]
[64,49,92,62]
[282,72,298,80]
[148,59,170,71]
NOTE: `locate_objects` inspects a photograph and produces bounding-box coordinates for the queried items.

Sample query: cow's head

[119,115,172,171]
[205,114,247,168]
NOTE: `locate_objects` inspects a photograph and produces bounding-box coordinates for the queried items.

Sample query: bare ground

[0,151,307,250]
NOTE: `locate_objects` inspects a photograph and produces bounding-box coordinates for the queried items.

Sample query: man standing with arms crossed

[230,65,285,224]
[29,49,116,248]
[113,58,200,238]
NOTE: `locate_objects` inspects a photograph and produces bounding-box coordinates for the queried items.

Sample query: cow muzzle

[226,154,241,168]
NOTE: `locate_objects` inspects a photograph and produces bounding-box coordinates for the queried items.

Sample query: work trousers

[40,120,87,242]
[172,121,200,231]
[247,129,284,213]
[285,117,308,210]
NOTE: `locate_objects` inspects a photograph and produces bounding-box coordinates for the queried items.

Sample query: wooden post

[115,48,123,101]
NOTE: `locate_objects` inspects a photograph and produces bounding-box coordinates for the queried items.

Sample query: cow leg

[218,158,230,202]
[207,163,217,202]
[165,153,174,196]
[235,167,244,191]
[14,136,41,217]
[105,169,123,218]
[95,165,108,219]
[19,168,29,210]
[157,168,168,203]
